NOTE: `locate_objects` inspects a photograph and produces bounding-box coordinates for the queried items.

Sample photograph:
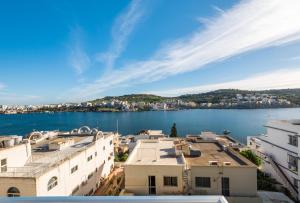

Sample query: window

[103,146,106,150]
[289,135,298,147]
[163,176,178,187]
[88,172,93,179]
[95,152,97,157]
[294,178,298,189]
[288,154,298,172]
[71,165,78,174]
[48,177,58,191]
[110,140,113,145]
[7,187,20,197]
[87,155,93,162]
[195,177,211,188]
[1,158,7,172]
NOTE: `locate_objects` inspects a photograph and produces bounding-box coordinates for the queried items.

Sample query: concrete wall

[190,166,257,197]
[35,135,114,196]
[125,165,184,195]
[0,134,114,197]
[0,177,36,196]
[0,143,31,168]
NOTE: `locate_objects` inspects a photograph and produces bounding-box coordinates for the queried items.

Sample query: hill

[91,89,300,105]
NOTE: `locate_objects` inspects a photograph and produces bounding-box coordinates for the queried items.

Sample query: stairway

[269,156,298,200]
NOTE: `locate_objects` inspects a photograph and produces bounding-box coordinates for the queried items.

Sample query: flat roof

[0,132,114,178]
[185,142,252,167]
[126,139,184,166]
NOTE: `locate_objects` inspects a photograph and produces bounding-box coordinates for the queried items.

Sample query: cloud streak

[149,68,300,96]
[68,26,91,75]
[96,0,145,71]
[69,0,300,100]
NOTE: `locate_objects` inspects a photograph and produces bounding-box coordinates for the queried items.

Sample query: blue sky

[1,0,300,104]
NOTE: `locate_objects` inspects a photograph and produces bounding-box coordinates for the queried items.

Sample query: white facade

[0,129,115,197]
[247,119,300,200]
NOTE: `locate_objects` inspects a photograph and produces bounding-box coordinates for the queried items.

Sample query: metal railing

[268,157,298,199]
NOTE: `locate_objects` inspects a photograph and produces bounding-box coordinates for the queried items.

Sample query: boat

[223,129,231,135]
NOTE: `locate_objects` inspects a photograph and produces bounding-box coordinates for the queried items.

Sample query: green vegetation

[179,88,300,105]
[257,170,279,191]
[170,123,178,137]
[240,150,262,166]
[114,152,128,162]
[90,89,300,105]
[92,94,168,104]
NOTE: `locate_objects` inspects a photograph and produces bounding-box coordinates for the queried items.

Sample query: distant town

[1,89,300,114]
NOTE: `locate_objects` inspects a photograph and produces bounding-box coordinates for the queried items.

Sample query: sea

[1,108,300,143]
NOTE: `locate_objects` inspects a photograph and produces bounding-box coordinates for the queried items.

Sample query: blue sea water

[0,108,300,143]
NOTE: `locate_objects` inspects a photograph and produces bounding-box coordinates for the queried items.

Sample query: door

[148,176,156,195]
[222,177,230,196]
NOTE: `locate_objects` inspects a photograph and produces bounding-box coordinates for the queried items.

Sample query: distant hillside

[179,89,300,105]
[90,88,300,105]
[92,94,169,103]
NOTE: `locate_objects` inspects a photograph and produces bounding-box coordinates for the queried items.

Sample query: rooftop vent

[223,162,231,166]
[209,161,219,166]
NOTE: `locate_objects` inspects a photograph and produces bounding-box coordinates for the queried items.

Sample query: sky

[1,0,300,105]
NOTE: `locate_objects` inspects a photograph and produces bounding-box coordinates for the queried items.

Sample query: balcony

[0,196,228,203]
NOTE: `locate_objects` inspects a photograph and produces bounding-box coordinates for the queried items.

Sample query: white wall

[0,142,31,168]
[0,134,114,197]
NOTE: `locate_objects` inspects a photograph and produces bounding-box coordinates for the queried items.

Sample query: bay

[1,108,300,143]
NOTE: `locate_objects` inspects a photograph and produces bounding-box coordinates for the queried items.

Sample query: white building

[0,126,115,197]
[247,119,300,200]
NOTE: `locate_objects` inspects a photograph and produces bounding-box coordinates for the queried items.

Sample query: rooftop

[185,142,254,167]
[126,139,185,166]
[0,130,114,178]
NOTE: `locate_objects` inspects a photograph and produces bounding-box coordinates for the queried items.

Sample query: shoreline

[1,106,299,115]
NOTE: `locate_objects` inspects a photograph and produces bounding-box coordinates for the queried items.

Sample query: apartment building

[0,127,115,197]
[184,142,257,197]
[124,138,258,202]
[124,139,185,195]
[247,119,300,200]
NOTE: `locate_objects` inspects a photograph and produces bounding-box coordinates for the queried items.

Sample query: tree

[170,123,178,137]
[240,150,262,166]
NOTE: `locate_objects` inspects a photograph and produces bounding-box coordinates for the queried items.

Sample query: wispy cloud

[149,68,300,96]
[96,0,145,71]
[69,0,300,100]
[68,26,91,75]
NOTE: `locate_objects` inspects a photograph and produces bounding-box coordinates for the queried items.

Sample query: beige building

[125,139,185,195]
[124,138,258,201]
[184,142,257,197]
[0,127,115,197]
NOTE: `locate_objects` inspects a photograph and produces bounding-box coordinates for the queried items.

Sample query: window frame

[195,177,211,188]
[163,176,178,187]
[288,134,298,147]
[1,158,7,172]
[71,165,78,174]
[7,187,20,197]
[47,176,58,191]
